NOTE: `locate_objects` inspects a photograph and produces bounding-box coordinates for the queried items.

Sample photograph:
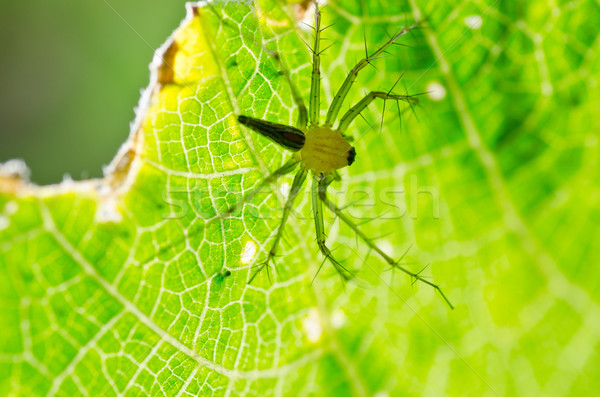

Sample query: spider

[231,5,453,308]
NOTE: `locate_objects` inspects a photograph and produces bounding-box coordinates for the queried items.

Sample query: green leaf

[1,0,599,396]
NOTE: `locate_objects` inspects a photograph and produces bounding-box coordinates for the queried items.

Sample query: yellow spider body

[297,126,355,175]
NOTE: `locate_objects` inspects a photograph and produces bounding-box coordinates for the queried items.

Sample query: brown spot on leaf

[0,160,29,193]
[0,176,24,193]
[114,148,135,174]
[105,148,135,190]
[105,121,144,191]
[294,0,314,21]
[157,41,179,85]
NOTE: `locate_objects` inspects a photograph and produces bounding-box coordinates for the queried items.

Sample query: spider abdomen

[237,115,305,151]
[300,126,356,174]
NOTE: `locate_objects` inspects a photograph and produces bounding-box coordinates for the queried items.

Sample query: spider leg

[292,78,308,128]
[267,51,308,128]
[222,158,299,217]
[309,4,322,125]
[325,22,419,127]
[138,159,298,268]
[317,178,454,309]
[311,176,354,281]
[337,91,418,133]
[248,167,308,283]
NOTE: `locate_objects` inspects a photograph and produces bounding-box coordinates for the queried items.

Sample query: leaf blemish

[302,308,323,343]
[157,41,179,86]
[240,241,257,264]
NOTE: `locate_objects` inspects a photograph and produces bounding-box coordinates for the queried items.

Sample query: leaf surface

[1,0,599,396]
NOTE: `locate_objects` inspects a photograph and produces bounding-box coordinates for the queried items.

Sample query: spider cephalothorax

[234,5,452,308]
[299,125,356,173]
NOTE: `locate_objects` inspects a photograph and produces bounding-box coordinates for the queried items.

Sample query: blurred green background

[0,0,189,184]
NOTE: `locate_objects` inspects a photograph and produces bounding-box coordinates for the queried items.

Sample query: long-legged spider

[232,5,453,308]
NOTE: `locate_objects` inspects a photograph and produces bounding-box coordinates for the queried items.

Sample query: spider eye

[347,147,356,166]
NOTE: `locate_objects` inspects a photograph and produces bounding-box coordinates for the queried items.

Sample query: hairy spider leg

[311,175,354,281]
[316,176,454,309]
[248,167,309,283]
[309,5,322,125]
[266,50,309,129]
[221,157,300,218]
[325,22,419,127]
[337,91,418,133]
[138,158,299,271]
